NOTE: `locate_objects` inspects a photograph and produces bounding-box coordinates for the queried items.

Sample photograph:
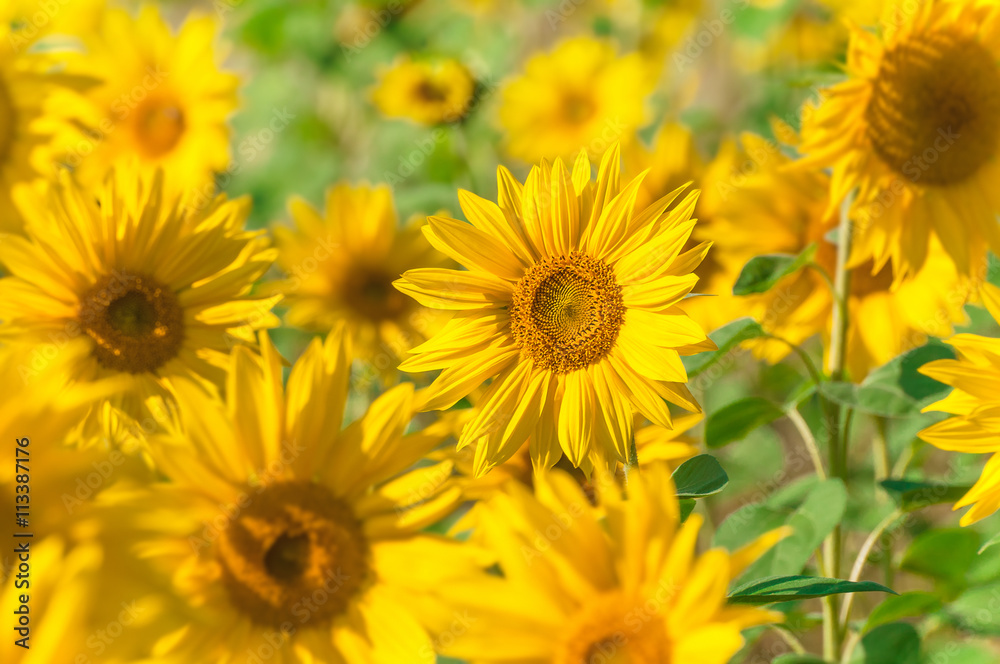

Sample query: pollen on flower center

[554,592,672,664]
[865,30,1000,186]
[510,252,625,373]
[217,481,369,628]
[79,271,184,374]
[134,98,186,157]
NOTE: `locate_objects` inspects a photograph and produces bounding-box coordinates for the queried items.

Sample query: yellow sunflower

[107,330,479,663]
[271,183,449,375]
[500,37,651,162]
[371,56,476,125]
[0,170,279,446]
[67,5,238,198]
[438,461,790,663]
[797,0,1000,279]
[623,122,748,335]
[0,21,90,232]
[703,133,969,379]
[394,143,714,475]
[918,283,1000,525]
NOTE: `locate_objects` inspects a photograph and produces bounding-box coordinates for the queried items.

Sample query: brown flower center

[865,30,1000,186]
[416,80,448,103]
[217,481,369,628]
[134,98,186,157]
[510,252,625,373]
[342,266,411,322]
[554,591,673,664]
[563,92,596,124]
[79,272,184,374]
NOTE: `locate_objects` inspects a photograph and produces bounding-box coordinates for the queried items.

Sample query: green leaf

[683,318,766,378]
[879,479,971,513]
[733,245,817,296]
[672,455,729,498]
[742,479,847,579]
[820,342,957,417]
[901,528,979,596]
[679,498,697,522]
[774,657,828,664]
[728,576,896,605]
[816,381,914,417]
[863,592,942,633]
[848,623,919,664]
[705,397,784,449]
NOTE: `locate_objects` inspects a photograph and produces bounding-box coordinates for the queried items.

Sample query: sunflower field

[5,0,1000,662]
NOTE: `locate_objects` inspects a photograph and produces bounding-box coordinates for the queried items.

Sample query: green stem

[823,193,854,661]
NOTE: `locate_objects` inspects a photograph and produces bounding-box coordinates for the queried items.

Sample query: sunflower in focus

[69,5,238,199]
[711,133,969,378]
[0,171,279,446]
[110,330,478,663]
[271,183,449,374]
[798,0,1000,279]
[500,38,651,162]
[918,284,1000,525]
[372,56,476,125]
[439,462,790,663]
[395,144,714,475]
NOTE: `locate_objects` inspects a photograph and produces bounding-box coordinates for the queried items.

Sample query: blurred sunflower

[623,122,746,335]
[371,56,476,125]
[0,22,90,232]
[119,330,477,663]
[798,0,1000,279]
[439,407,700,502]
[271,183,448,374]
[69,5,238,198]
[0,171,278,446]
[919,284,1000,525]
[395,144,714,475]
[500,37,651,162]
[439,462,790,663]
[713,133,969,378]
[3,0,105,46]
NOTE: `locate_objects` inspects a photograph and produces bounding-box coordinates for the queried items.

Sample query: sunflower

[271,183,449,375]
[797,0,1000,280]
[394,143,714,475]
[67,5,238,199]
[0,21,91,232]
[106,329,479,663]
[623,121,747,335]
[499,37,651,162]
[371,56,476,125]
[438,461,790,664]
[704,132,970,379]
[0,170,279,446]
[918,284,1000,525]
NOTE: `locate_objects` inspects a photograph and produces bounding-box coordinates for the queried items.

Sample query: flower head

[395,144,714,475]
